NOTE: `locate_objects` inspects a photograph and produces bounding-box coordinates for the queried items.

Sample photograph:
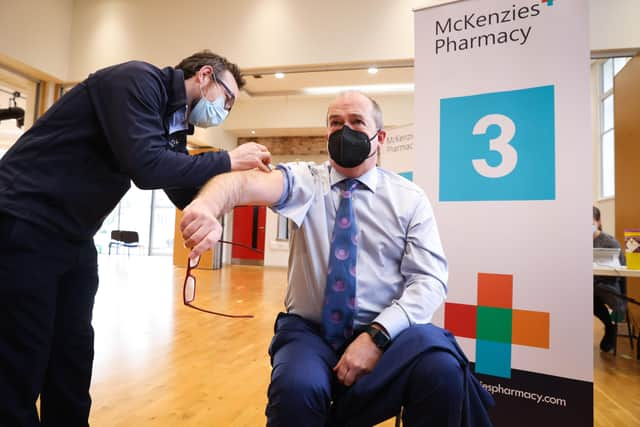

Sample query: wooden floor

[89,256,639,426]
[593,324,640,426]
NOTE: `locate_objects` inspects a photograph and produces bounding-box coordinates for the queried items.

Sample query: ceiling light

[250,130,256,135]
[274,72,285,79]
[368,67,379,75]
[303,83,414,96]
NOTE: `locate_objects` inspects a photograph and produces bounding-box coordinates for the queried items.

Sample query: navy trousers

[0,215,98,427]
[266,313,493,427]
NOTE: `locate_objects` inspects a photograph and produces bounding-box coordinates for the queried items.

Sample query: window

[601,131,614,197]
[149,190,176,255]
[599,57,631,198]
[118,185,152,254]
[276,214,289,241]
[94,187,177,256]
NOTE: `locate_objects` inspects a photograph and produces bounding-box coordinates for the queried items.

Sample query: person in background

[593,206,626,352]
[0,50,271,427]
[180,91,493,426]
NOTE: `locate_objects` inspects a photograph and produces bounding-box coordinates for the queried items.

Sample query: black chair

[108,230,141,256]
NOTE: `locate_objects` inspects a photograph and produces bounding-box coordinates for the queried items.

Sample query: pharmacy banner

[380,124,415,181]
[414,1,592,425]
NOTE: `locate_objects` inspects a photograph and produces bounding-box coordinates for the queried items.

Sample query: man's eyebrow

[328,113,366,119]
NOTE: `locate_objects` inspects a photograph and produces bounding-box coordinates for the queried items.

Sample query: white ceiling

[240,63,414,98]
[227,63,415,137]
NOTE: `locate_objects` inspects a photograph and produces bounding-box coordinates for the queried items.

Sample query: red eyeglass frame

[183,240,262,318]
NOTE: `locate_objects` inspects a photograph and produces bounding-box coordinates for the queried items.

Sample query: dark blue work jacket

[0,61,230,240]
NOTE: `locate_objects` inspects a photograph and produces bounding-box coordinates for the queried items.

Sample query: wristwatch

[364,324,391,351]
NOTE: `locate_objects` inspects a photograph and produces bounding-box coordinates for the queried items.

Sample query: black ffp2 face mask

[328,126,379,168]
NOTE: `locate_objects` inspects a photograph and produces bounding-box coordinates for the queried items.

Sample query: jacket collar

[163,66,188,114]
[162,67,194,135]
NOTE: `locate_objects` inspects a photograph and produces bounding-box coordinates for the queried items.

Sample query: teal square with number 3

[439,85,555,201]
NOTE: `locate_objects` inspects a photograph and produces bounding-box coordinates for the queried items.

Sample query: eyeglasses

[183,240,262,318]
[213,74,236,111]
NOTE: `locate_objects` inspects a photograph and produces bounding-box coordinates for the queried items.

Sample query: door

[231,206,266,264]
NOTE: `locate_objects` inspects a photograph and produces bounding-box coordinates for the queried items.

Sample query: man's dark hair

[176,50,245,89]
[593,205,602,231]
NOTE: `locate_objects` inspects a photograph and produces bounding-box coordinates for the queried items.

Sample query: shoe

[600,323,616,352]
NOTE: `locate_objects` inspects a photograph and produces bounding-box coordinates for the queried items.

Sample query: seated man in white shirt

[180,91,493,426]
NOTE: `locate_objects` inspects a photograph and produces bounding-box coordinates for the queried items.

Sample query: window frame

[276,214,289,241]
[598,57,630,199]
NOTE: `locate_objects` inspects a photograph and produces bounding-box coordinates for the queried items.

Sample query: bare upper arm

[238,168,286,207]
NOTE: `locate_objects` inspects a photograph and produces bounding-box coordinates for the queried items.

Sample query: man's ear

[376,129,387,147]
[197,65,214,83]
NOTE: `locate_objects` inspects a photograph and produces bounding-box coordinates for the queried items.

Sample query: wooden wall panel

[614,54,640,329]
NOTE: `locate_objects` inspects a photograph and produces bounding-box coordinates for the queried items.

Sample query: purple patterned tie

[322,179,359,350]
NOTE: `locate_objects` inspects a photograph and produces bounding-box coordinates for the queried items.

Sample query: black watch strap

[364,324,391,350]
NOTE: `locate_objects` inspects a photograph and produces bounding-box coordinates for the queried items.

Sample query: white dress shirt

[271,161,448,339]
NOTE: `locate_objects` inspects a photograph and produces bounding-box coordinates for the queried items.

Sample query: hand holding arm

[228,142,272,172]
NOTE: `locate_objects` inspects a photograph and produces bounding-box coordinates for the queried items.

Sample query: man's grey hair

[328,90,384,130]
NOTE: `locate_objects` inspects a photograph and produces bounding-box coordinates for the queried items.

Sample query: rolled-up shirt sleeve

[373,195,448,339]
[271,162,324,227]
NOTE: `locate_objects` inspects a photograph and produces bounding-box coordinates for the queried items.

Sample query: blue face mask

[188,87,228,128]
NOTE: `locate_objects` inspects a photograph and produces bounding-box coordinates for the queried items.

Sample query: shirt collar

[168,107,189,135]
[329,164,378,193]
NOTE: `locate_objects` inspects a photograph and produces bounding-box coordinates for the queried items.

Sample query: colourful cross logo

[542,0,554,6]
[444,273,550,378]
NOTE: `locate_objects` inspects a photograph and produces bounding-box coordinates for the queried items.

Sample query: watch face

[368,327,390,349]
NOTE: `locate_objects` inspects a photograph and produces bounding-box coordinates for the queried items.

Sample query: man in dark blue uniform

[0,50,271,427]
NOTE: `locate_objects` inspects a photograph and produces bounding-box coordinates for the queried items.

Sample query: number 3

[471,114,517,178]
